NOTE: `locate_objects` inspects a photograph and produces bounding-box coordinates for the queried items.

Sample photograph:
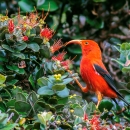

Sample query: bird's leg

[67,70,88,93]
[74,78,88,93]
[96,91,103,108]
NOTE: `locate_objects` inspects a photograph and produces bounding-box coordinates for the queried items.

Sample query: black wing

[94,64,129,106]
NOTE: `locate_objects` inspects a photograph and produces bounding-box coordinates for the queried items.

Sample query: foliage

[0,0,130,129]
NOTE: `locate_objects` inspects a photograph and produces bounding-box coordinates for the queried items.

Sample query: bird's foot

[68,71,79,80]
[96,91,103,109]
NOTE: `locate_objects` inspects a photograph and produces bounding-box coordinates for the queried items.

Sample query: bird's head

[65,40,101,57]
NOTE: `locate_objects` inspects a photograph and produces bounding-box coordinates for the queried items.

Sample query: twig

[109,34,130,40]
[108,106,128,118]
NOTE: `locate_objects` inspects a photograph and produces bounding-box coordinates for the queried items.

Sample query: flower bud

[8,19,14,33]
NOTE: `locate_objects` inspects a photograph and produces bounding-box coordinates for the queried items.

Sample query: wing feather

[94,64,129,106]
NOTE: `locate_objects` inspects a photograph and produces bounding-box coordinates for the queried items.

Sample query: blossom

[83,112,88,121]
[82,126,88,130]
[52,50,72,70]
[61,60,71,70]
[22,36,28,41]
[18,61,26,68]
[54,74,61,80]
[90,115,100,130]
[40,27,53,40]
[51,52,66,61]
[50,39,63,53]
[8,19,14,33]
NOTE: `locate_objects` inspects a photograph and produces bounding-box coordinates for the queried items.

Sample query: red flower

[50,39,63,53]
[52,52,66,61]
[22,36,28,41]
[83,112,88,121]
[90,115,100,130]
[40,27,53,40]
[8,19,14,33]
[61,60,71,70]
[82,126,88,130]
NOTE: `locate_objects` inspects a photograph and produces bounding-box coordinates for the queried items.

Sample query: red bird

[66,40,129,107]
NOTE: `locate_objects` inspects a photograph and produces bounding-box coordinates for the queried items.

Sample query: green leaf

[57,97,68,104]
[16,92,26,102]
[7,109,19,122]
[29,75,35,89]
[74,116,83,125]
[0,66,4,72]
[27,91,38,104]
[11,87,22,96]
[24,124,34,130]
[63,78,73,84]
[124,95,130,104]
[12,52,25,59]
[121,42,130,50]
[85,102,96,115]
[6,65,25,74]
[125,128,130,130]
[55,104,64,109]
[52,84,66,91]
[18,68,25,74]
[93,0,106,2]
[37,0,58,12]
[36,68,44,80]
[0,74,6,85]
[15,101,31,112]
[98,99,113,112]
[15,42,27,51]
[44,62,53,74]
[1,123,18,130]
[5,34,15,44]
[56,87,70,98]
[6,79,18,86]
[0,102,7,112]
[86,17,104,29]
[0,56,8,62]
[36,101,55,111]
[33,37,43,44]
[6,65,19,71]
[60,123,72,129]
[6,99,16,108]
[109,38,121,45]
[18,0,34,12]
[119,89,130,95]
[74,106,84,117]
[27,42,40,52]
[127,82,130,89]
[40,45,51,58]
[122,67,130,73]
[113,115,120,123]
[67,44,82,54]
[1,44,14,52]
[0,29,8,40]
[0,112,8,128]
[37,77,48,87]
[37,86,54,95]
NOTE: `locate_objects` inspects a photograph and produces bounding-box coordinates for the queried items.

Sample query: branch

[108,106,128,118]
[109,34,130,40]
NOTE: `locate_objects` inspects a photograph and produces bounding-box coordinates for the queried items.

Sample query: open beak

[65,40,82,46]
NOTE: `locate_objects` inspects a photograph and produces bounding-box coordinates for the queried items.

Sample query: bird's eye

[85,42,89,45]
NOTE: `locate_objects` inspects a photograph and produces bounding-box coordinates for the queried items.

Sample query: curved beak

[65,40,82,46]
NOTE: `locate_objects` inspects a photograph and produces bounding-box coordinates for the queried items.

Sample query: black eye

[85,42,89,45]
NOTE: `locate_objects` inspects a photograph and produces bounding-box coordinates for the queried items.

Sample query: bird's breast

[80,58,96,91]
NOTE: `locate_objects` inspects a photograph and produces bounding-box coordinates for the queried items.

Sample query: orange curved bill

[65,40,82,46]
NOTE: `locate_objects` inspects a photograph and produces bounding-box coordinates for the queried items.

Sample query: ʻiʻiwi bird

[66,40,129,107]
